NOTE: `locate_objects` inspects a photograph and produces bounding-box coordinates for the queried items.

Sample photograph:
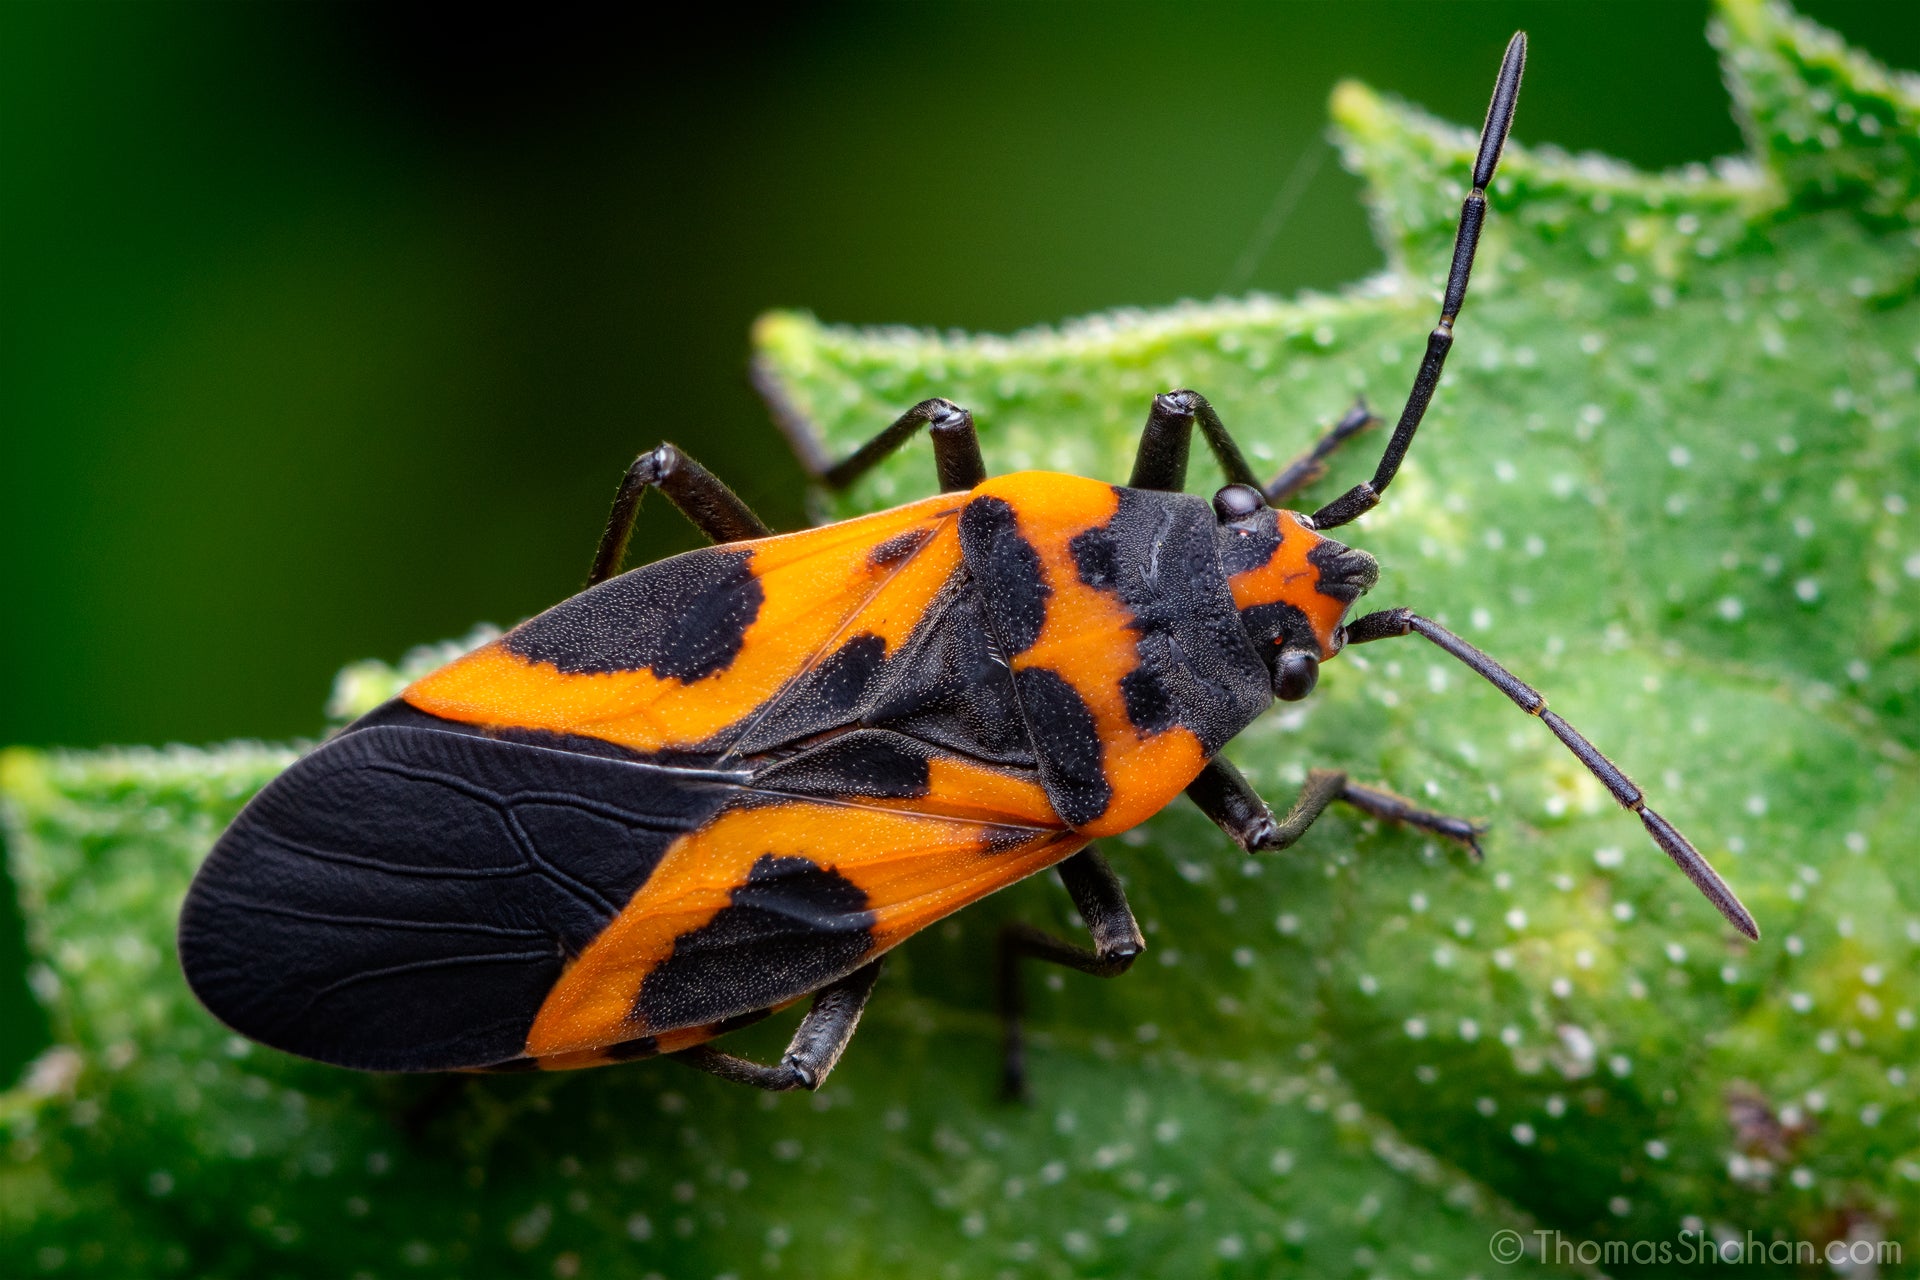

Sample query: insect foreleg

[1187,756,1342,851]
[1129,390,1379,507]
[997,846,1144,1101]
[590,443,773,584]
[669,959,884,1093]
[1337,780,1487,860]
[1263,399,1380,506]
[1186,756,1483,856]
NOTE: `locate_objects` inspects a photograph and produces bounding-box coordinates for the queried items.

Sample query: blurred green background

[4,0,1916,1094]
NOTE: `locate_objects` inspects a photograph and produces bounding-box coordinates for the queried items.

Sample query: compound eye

[1275,650,1319,702]
[1212,484,1266,522]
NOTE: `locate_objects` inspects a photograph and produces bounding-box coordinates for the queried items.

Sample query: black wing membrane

[178,721,738,1071]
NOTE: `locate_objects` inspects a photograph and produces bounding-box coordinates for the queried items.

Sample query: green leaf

[6,1,1917,1274]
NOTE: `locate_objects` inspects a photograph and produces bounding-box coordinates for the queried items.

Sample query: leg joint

[920,398,971,431]
[1155,388,1201,419]
[634,442,681,485]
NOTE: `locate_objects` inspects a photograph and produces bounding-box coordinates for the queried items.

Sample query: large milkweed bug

[179,33,1756,1099]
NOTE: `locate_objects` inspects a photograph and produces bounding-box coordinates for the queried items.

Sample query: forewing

[403,493,968,754]
[523,736,1082,1059]
[182,716,1078,1071]
[177,724,738,1072]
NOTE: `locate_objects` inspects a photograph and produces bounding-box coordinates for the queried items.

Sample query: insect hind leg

[997,846,1143,1102]
[670,959,884,1093]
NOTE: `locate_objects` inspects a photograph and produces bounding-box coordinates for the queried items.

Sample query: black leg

[1264,399,1380,507]
[760,390,985,497]
[1338,780,1487,860]
[1310,33,1527,531]
[997,847,1143,1101]
[1127,390,1378,510]
[1342,608,1758,939]
[589,443,773,586]
[1186,756,1483,858]
[669,960,884,1093]
[1127,390,1261,492]
[751,352,835,480]
[1187,757,1342,851]
[747,355,993,491]
[752,358,986,493]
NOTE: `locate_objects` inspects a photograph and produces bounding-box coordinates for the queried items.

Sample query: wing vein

[297,949,559,1014]
[714,509,960,765]
[256,831,534,880]
[356,759,624,916]
[741,785,1062,833]
[196,890,549,939]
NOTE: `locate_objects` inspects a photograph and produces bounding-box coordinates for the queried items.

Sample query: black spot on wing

[504,546,763,681]
[177,724,736,1072]
[806,633,888,716]
[752,730,931,801]
[1120,664,1179,735]
[723,629,896,756]
[1014,667,1112,828]
[959,496,1049,655]
[634,855,875,1031]
[869,527,933,568]
[720,568,1037,769]
[857,580,1035,768]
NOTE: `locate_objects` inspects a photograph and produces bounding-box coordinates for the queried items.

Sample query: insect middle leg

[669,959,884,1093]
[816,398,988,494]
[589,443,774,584]
[751,366,988,496]
[1186,756,1485,858]
[1125,390,1378,505]
[997,846,1144,1102]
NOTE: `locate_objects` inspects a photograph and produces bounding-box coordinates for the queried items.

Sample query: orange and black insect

[179,35,1755,1097]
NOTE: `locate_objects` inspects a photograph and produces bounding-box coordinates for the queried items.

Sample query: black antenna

[1311,31,1527,532]
[1344,608,1759,940]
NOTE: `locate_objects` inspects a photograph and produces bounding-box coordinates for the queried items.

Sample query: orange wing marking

[713,504,962,764]
[524,799,1080,1057]
[406,494,965,752]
